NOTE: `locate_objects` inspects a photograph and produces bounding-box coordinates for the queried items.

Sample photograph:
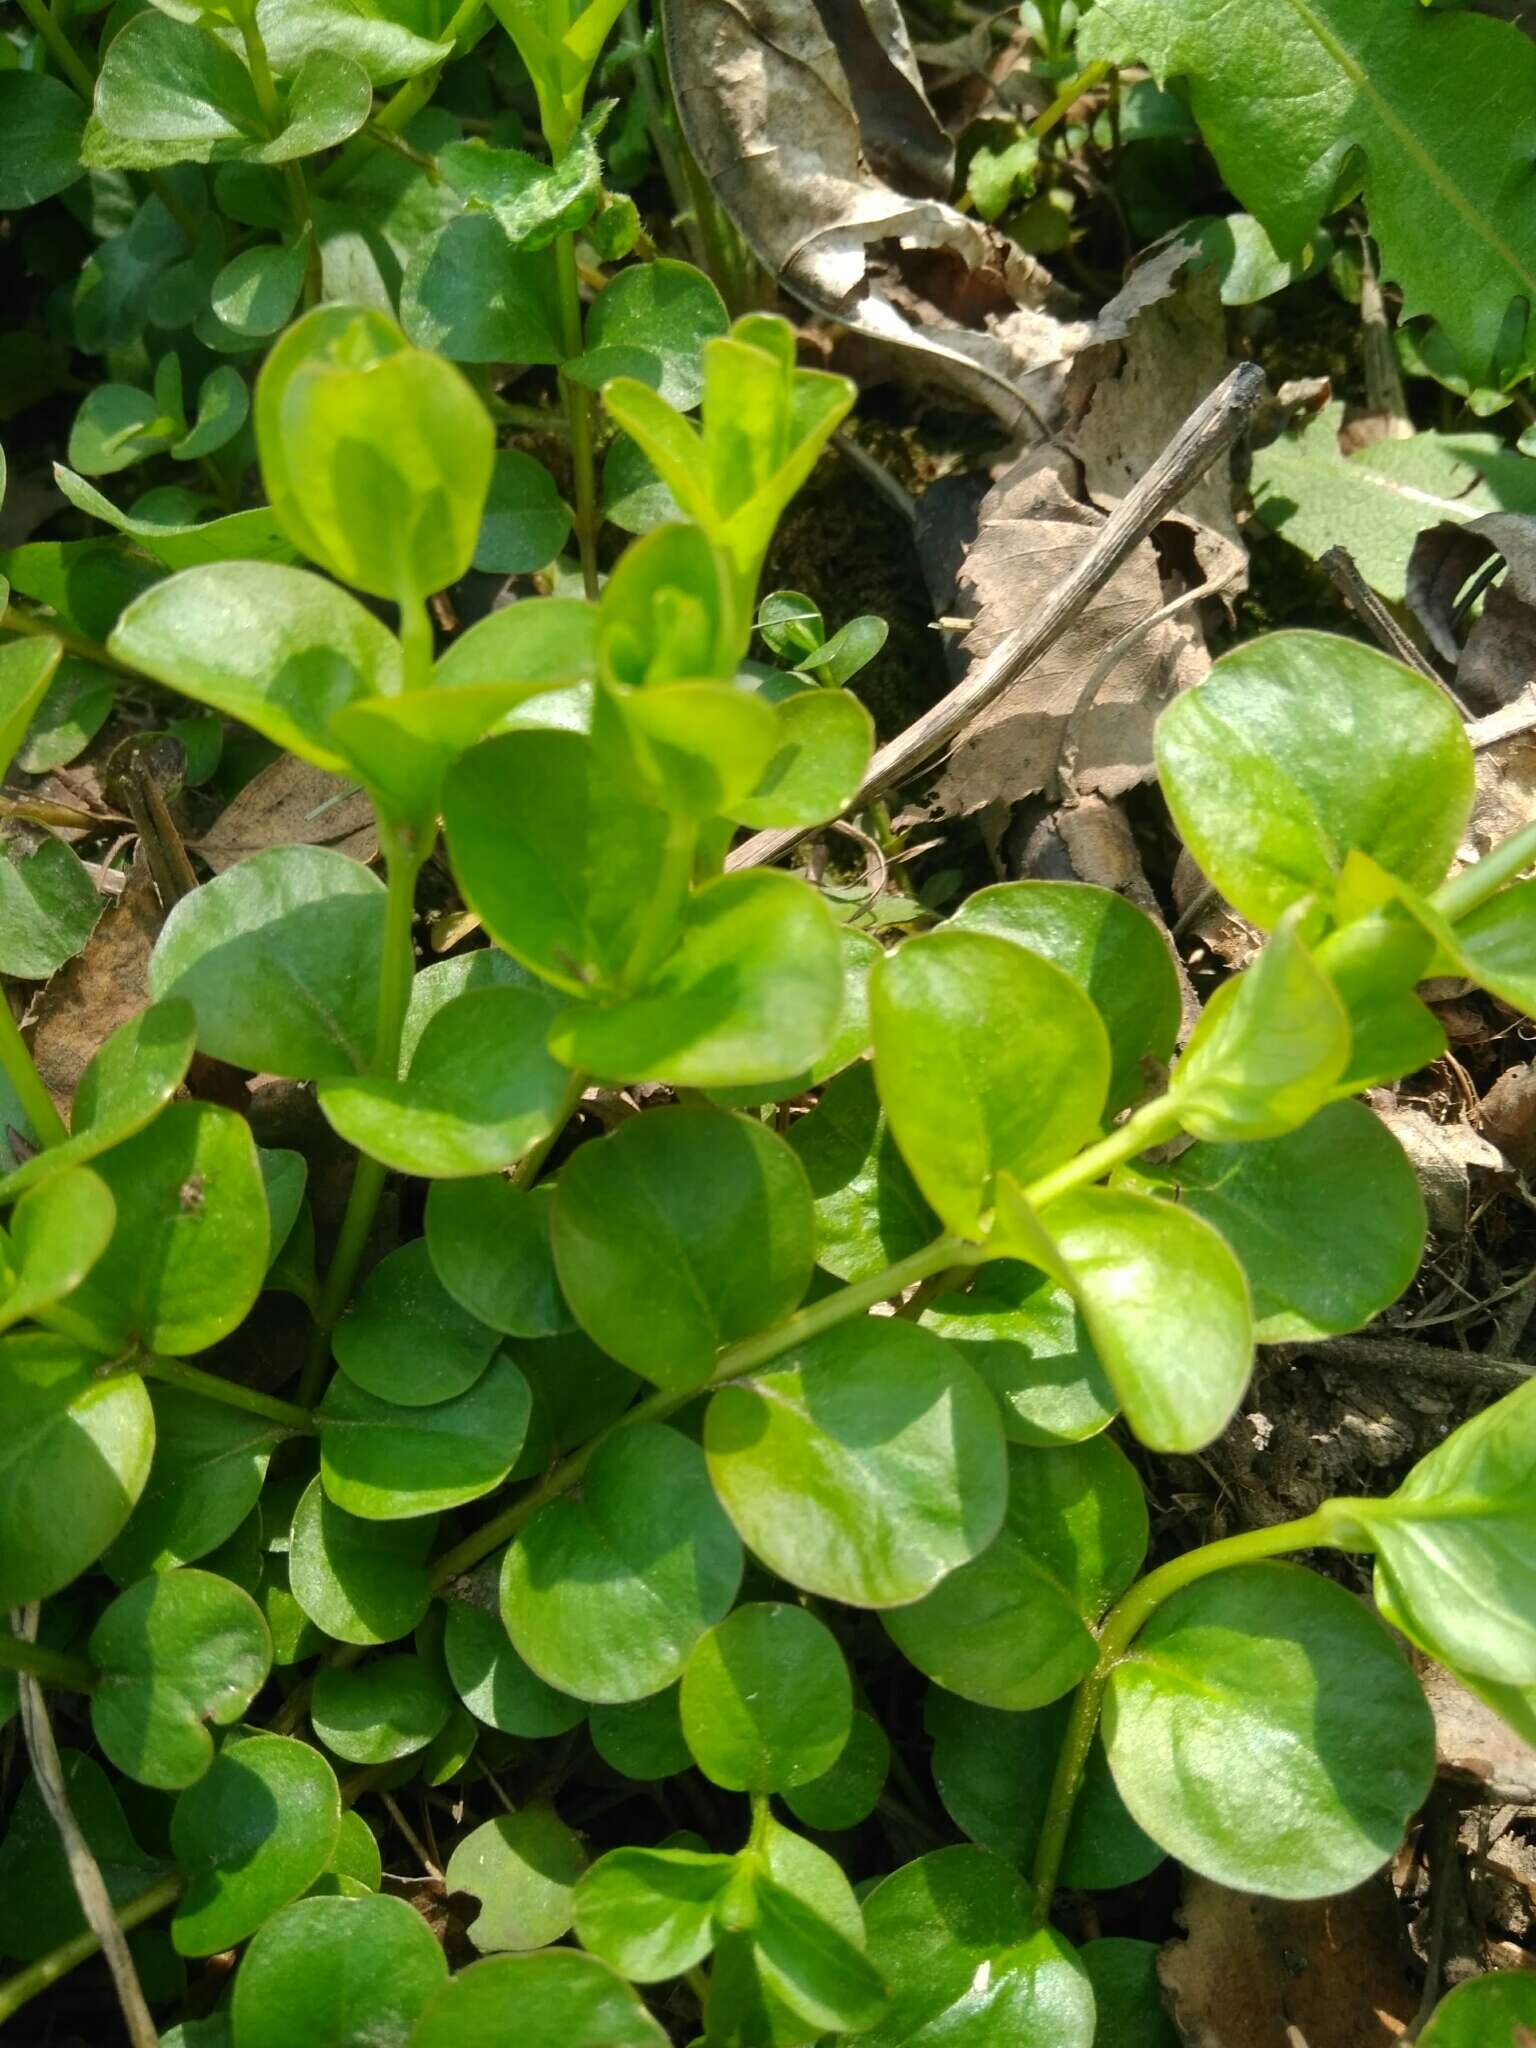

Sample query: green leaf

[446,1805,588,1953]
[256,0,453,84]
[1168,909,1350,1140]
[426,1178,574,1339]
[549,869,844,1088]
[1080,1939,1180,2048]
[749,1864,887,2037]
[603,432,683,536]
[249,50,371,165]
[109,561,400,773]
[151,846,385,1079]
[439,112,602,250]
[871,929,1111,1239]
[1079,0,1536,383]
[1103,1562,1434,1896]
[1443,879,1536,1020]
[785,1709,891,1832]
[50,468,296,572]
[230,1893,448,2048]
[727,685,875,833]
[786,1061,939,1283]
[795,614,887,689]
[318,1352,532,1519]
[1418,1971,1536,2046]
[920,1260,1116,1447]
[0,73,86,208]
[705,1316,1007,1608]
[1143,1099,1425,1339]
[500,1422,742,1703]
[758,591,825,662]
[951,881,1180,1116]
[211,232,311,338]
[289,1475,437,1645]
[255,302,494,605]
[0,1167,116,1332]
[1154,631,1474,932]
[710,926,879,1110]
[552,1105,814,1390]
[0,636,65,789]
[0,999,196,1204]
[407,1950,668,2048]
[16,653,114,776]
[443,1579,586,1736]
[513,1327,638,1465]
[0,1336,153,1608]
[44,1101,268,1356]
[444,727,669,997]
[1249,402,1536,601]
[329,1810,382,1892]
[87,1567,271,1790]
[474,449,572,574]
[569,258,729,410]
[105,1387,281,1582]
[401,216,563,364]
[679,1602,851,1793]
[1034,1186,1253,1454]
[92,11,264,165]
[574,1845,734,1980]
[172,364,249,461]
[589,1686,692,1782]
[860,1847,1095,2048]
[333,1237,500,1406]
[171,1733,341,1956]
[319,986,571,1177]
[1345,1379,1536,1687]
[884,1438,1146,1710]
[0,838,102,979]
[0,1750,168,1962]
[927,1690,1162,1890]
[310,1652,454,1762]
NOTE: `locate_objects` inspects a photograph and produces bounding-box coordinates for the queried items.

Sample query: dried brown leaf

[1419,1658,1536,1805]
[193,756,377,874]
[29,847,161,1115]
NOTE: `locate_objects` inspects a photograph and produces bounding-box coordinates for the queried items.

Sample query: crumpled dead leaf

[1407,512,1536,682]
[1419,1657,1536,1805]
[30,845,161,1113]
[1377,1105,1507,1239]
[1159,1872,1417,2047]
[193,756,378,874]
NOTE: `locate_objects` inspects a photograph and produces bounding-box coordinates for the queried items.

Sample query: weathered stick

[728,360,1268,872]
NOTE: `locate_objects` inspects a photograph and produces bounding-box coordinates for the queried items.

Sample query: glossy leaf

[710,926,879,1109]
[319,986,570,1177]
[333,1237,500,1406]
[0,73,86,209]
[552,1105,814,1389]
[1445,878,1536,1020]
[230,1893,448,2048]
[0,1166,116,1332]
[426,1178,574,1339]
[885,1438,1146,1710]
[289,1475,436,1645]
[871,930,1111,1238]
[408,1950,667,2048]
[318,1352,532,1519]
[0,1336,153,1608]
[785,1709,891,1832]
[443,1580,587,1737]
[705,1316,1008,1607]
[786,1060,939,1283]
[310,1653,454,1763]
[679,1602,852,1792]
[91,12,263,165]
[170,1734,341,1956]
[105,1388,280,1582]
[88,1568,271,1789]
[1103,1562,1434,1896]
[574,1844,733,1980]
[1154,632,1474,931]
[1418,1971,1536,2045]
[951,881,1181,1115]
[501,1423,742,1703]
[570,258,728,409]
[589,1686,691,1782]
[446,1805,588,1952]
[728,683,875,832]
[920,1260,1117,1447]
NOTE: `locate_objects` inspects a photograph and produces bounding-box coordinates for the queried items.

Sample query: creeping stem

[0,1879,184,2028]
[142,1355,316,1435]
[1027,1505,1345,1922]
[0,1634,98,1692]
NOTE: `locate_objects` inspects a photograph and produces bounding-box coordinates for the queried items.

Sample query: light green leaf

[1103,1562,1434,1896]
[310,1652,454,1762]
[500,1423,742,1703]
[705,1316,1007,1608]
[727,685,874,834]
[552,1105,813,1390]
[0,1167,116,1332]
[318,1352,532,1519]
[679,1602,851,1793]
[439,112,602,250]
[151,845,386,1079]
[1154,631,1474,932]
[1418,1971,1536,2046]
[574,1845,734,1981]
[88,1567,271,1789]
[171,365,249,460]
[50,468,296,572]
[92,11,264,164]
[446,1805,587,1952]
[1078,0,1536,383]
[710,926,879,1110]
[230,1893,448,2048]
[170,1734,341,1955]
[246,50,371,165]
[332,1237,500,1406]
[0,1336,153,1609]
[255,0,453,83]
[872,929,1111,1238]
[407,1950,667,2048]
[885,1438,1146,1710]
[0,635,65,786]
[289,1475,436,1645]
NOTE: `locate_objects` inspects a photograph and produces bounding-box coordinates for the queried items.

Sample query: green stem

[1027,57,1111,140]
[0,996,67,1149]
[0,1635,97,1691]
[1433,817,1536,923]
[142,1355,316,1434]
[0,1876,183,2028]
[555,233,601,600]
[621,0,702,267]
[14,0,93,95]
[1023,1092,1184,1211]
[398,596,435,693]
[2,607,134,679]
[1028,1506,1341,1922]
[319,0,489,189]
[237,8,319,294]
[511,1069,587,1189]
[296,832,424,1406]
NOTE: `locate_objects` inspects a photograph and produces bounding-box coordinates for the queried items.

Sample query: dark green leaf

[443,1580,587,1737]
[106,1387,281,1582]
[784,1709,891,1832]
[589,1686,691,1782]
[170,1733,341,1956]
[333,1237,499,1406]
[310,1652,454,1763]
[407,1950,668,2048]
[679,1602,851,1792]
[919,1261,1116,1447]
[786,1061,939,1283]
[401,216,562,364]
[210,231,312,338]
[1080,1939,1180,2048]
[569,259,728,410]
[0,1166,116,1332]
[426,1178,574,1340]
[92,12,264,165]
[0,838,103,980]
[474,449,572,574]
[0,73,86,208]
[0,1750,168,1962]
[230,1893,448,2048]
[289,1475,436,1644]
[319,1353,532,1519]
